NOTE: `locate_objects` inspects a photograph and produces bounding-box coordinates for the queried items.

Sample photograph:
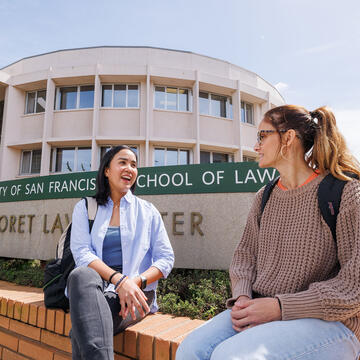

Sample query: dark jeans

[67,266,155,360]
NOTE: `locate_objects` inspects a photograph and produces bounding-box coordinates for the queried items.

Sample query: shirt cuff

[226,280,253,308]
[276,288,324,320]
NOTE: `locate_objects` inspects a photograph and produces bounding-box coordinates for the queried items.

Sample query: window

[199,92,232,119]
[154,86,191,112]
[200,151,233,164]
[241,101,254,124]
[243,155,256,162]
[50,147,91,173]
[101,84,139,108]
[20,149,41,174]
[55,85,94,110]
[25,90,46,114]
[100,145,138,161]
[154,148,190,166]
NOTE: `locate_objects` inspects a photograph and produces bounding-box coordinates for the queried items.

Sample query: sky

[0,0,359,159]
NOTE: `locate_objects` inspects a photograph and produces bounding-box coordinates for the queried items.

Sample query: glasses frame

[257,129,288,145]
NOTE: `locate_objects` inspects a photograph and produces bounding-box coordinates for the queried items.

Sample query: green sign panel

[0,162,277,203]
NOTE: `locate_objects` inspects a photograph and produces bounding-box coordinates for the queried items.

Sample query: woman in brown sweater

[176,105,360,359]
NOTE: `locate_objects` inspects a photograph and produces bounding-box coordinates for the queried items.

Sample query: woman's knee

[67,266,101,289]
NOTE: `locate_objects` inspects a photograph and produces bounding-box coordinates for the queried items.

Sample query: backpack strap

[260,176,280,215]
[83,197,98,232]
[318,172,358,244]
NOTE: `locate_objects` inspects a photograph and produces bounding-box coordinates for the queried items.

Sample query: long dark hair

[264,105,360,180]
[94,145,138,205]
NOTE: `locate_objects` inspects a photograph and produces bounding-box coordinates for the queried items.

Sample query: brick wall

[0,281,204,360]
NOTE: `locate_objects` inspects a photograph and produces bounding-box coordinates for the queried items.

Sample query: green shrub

[157,269,231,320]
[0,258,232,320]
[0,258,44,288]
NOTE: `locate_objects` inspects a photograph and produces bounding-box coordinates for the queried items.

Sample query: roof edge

[0,45,285,102]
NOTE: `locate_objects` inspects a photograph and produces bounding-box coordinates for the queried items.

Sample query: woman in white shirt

[68,145,174,360]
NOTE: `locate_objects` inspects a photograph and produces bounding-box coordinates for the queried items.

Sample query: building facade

[0,46,284,181]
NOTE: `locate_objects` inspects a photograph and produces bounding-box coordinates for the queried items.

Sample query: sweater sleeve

[276,179,360,322]
[226,188,263,307]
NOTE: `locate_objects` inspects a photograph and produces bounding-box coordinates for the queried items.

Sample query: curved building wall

[0,47,285,181]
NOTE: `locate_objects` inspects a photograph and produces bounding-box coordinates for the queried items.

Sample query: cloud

[334,109,360,161]
[274,82,289,92]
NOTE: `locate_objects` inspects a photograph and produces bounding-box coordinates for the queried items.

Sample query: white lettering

[78,179,86,191]
[136,175,146,188]
[244,169,257,184]
[49,181,55,193]
[234,170,243,184]
[0,186,8,196]
[185,173,193,186]
[90,178,96,190]
[147,174,157,187]
[159,174,170,187]
[25,182,44,195]
[54,181,61,192]
[69,180,77,192]
[216,171,224,185]
[172,173,183,187]
[60,181,69,192]
[202,171,215,185]
[10,184,21,196]
[256,168,277,183]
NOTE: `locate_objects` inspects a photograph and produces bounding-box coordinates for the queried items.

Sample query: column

[193,71,200,164]
[91,71,101,171]
[235,80,243,162]
[41,73,55,176]
[145,67,151,166]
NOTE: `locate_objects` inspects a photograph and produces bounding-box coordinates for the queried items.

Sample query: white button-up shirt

[70,190,174,312]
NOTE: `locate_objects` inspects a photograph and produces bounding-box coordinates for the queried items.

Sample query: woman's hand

[231,297,281,332]
[116,277,150,320]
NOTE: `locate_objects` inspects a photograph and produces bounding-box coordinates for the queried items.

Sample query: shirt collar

[107,190,134,206]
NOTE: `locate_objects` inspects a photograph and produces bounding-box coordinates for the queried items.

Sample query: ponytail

[308,106,360,181]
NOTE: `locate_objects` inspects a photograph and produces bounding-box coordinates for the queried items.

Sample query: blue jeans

[176,309,360,360]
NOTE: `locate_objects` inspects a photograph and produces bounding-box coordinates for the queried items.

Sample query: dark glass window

[199,92,209,115]
[20,149,41,174]
[59,87,77,110]
[79,86,94,109]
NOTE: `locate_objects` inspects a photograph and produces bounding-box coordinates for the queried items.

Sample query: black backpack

[43,197,98,311]
[261,173,358,245]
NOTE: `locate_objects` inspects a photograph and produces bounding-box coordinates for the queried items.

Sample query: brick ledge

[0,280,204,360]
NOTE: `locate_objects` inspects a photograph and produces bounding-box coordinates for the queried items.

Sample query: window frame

[25,89,47,114]
[55,85,95,111]
[153,147,192,166]
[241,101,254,125]
[100,145,139,162]
[200,150,234,164]
[50,146,92,173]
[20,149,42,175]
[100,83,140,109]
[198,91,233,119]
[154,85,192,112]
[242,155,256,162]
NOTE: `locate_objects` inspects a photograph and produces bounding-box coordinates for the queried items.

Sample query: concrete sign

[0,163,276,269]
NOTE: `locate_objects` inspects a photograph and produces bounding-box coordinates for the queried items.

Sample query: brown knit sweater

[228,173,360,339]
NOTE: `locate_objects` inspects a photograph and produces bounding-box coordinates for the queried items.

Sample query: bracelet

[276,297,282,311]
[114,275,128,291]
[109,271,121,284]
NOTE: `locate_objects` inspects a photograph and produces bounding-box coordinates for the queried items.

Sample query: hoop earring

[280,145,288,160]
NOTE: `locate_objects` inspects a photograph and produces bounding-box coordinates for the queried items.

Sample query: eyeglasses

[256,129,287,145]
